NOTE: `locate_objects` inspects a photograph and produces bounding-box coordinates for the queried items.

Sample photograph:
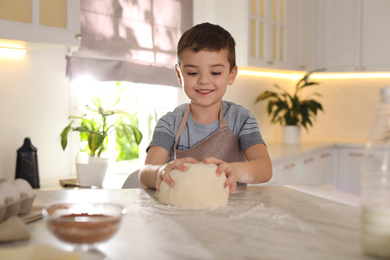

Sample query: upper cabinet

[0,0,80,49]
[247,0,316,70]
[317,0,390,72]
[248,0,288,68]
[193,0,317,71]
[360,0,390,71]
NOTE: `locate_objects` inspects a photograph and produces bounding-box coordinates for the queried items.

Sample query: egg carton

[0,178,35,223]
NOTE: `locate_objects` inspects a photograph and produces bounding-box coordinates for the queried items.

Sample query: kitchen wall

[228,74,390,143]
[301,77,390,140]
[0,48,71,182]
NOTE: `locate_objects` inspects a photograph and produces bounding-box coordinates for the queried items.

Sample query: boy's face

[175,49,237,110]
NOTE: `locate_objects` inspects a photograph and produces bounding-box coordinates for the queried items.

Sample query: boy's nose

[198,73,210,85]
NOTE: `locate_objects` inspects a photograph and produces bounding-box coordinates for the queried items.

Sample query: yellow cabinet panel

[249,0,285,66]
[0,0,32,23]
[39,0,67,28]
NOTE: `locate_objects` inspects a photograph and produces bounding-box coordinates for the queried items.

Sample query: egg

[13,179,34,199]
[0,182,21,203]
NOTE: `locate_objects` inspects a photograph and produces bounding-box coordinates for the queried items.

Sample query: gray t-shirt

[147,100,265,160]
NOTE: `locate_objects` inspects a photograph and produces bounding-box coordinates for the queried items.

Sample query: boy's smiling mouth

[196,89,214,94]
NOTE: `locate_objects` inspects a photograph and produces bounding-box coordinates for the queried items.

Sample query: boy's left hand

[202,157,237,195]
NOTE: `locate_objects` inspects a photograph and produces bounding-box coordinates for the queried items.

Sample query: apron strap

[174,103,228,149]
[218,106,228,128]
[174,104,191,146]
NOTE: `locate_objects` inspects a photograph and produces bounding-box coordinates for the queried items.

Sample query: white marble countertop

[0,185,374,260]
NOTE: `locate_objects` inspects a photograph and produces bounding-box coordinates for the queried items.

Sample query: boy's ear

[228,66,238,86]
[175,64,183,85]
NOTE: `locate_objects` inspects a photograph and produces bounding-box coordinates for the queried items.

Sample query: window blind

[67,0,193,86]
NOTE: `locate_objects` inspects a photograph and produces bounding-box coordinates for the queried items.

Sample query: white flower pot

[282,125,301,145]
[76,155,109,187]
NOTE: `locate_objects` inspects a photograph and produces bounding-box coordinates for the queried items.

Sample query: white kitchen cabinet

[271,147,333,185]
[193,0,316,70]
[248,0,288,68]
[0,0,80,48]
[317,0,390,72]
[272,156,297,185]
[360,0,390,71]
[334,145,365,195]
[248,0,315,70]
[305,149,333,184]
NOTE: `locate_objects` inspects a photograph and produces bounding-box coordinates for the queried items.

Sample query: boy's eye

[211,72,221,76]
[187,72,198,76]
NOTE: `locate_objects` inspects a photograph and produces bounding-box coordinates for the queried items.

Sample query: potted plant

[255,69,325,145]
[60,94,143,187]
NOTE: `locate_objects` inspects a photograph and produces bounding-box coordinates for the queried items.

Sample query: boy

[139,23,272,194]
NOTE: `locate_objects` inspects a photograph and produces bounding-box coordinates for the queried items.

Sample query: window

[70,79,181,170]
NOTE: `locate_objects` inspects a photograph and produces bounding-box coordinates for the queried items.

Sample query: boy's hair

[177,23,236,71]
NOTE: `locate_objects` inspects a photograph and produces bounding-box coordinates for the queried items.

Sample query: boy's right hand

[156,157,199,191]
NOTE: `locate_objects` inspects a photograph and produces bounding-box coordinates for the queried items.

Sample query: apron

[174,103,246,163]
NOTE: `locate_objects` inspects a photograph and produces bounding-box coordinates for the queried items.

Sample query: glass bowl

[42,203,127,246]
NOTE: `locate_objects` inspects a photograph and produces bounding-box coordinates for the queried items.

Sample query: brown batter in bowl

[42,203,126,245]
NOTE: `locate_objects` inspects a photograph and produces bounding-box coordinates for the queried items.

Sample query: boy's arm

[203,143,272,193]
[139,146,199,189]
[139,146,169,189]
[233,143,272,183]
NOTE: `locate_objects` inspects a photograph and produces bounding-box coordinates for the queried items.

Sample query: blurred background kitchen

[0,0,389,186]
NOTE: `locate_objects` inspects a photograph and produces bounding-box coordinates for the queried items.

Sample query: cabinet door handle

[284,163,296,169]
[349,152,364,157]
[321,152,330,158]
[304,157,314,163]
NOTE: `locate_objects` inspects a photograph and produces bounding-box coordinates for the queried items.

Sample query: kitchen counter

[39,139,366,191]
[266,138,365,163]
[0,185,373,260]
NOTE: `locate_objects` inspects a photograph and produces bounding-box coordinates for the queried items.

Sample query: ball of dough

[157,163,229,209]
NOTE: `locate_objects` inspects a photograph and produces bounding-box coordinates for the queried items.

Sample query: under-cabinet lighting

[239,69,390,80]
[310,72,390,80]
[238,69,304,80]
[0,47,27,59]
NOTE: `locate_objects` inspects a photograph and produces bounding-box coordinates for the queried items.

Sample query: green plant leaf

[60,122,73,150]
[255,91,277,102]
[114,110,139,122]
[72,126,89,132]
[131,126,143,145]
[60,88,143,159]
[300,82,319,89]
[272,84,284,91]
[88,132,106,157]
[117,122,143,145]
